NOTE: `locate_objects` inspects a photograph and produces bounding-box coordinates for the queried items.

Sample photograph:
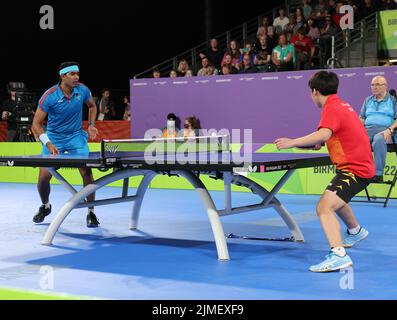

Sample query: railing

[328,11,378,68]
[133,6,287,79]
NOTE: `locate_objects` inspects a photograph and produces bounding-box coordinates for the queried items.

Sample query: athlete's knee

[316,201,332,217]
[38,169,52,183]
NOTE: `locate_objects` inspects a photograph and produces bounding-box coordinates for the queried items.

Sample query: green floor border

[0,287,94,300]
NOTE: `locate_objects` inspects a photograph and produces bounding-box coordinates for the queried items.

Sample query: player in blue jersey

[32,62,100,228]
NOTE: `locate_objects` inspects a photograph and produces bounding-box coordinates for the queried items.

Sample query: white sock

[332,247,346,257]
[44,203,51,209]
[348,226,361,235]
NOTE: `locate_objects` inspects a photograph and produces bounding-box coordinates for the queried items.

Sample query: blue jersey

[38,84,92,138]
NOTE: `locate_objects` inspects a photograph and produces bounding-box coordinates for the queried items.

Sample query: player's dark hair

[308,71,339,96]
[167,113,177,121]
[58,61,80,72]
[58,61,80,84]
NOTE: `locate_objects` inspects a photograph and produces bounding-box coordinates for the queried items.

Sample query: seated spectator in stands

[254,35,272,67]
[381,0,397,10]
[179,116,201,138]
[315,0,329,18]
[221,53,240,74]
[162,113,179,138]
[240,42,256,65]
[199,38,224,70]
[272,33,296,72]
[307,18,321,40]
[185,69,194,77]
[170,70,178,78]
[359,0,378,19]
[273,7,290,35]
[328,0,337,16]
[123,96,131,121]
[152,69,161,78]
[255,27,275,53]
[291,26,315,70]
[222,40,241,67]
[332,1,345,29]
[221,65,232,75]
[285,14,300,41]
[258,16,274,39]
[97,88,115,121]
[177,60,190,77]
[360,76,397,182]
[302,0,313,20]
[239,54,257,74]
[295,7,307,29]
[197,57,213,76]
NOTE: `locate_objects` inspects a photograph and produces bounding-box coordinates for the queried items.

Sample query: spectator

[97,88,115,121]
[197,57,212,77]
[177,59,190,77]
[239,54,257,74]
[295,7,307,29]
[255,26,275,51]
[123,96,131,121]
[381,0,397,10]
[315,0,329,18]
[221,53,240,73]
[302,0,313,20]
[328,0,337,16]
[185,69,194,77]
[291,26,315,70]
[285,14,299,41]
[360,76,397,182]
[320,15,338,62]
[162,113,179,138]
[254,35,272,67]
[272,33,296,71]
[359,0,378,19]
[332,1,345,29]
[1,87,18,141]
[307,18,321,40]
[179,116,201,138]
[258,16,275,38]
[199,38,224,70]
[240,42,255,64]
[152,69,161,78]
[170,70,178,78]
[221,65,232,75]
[273,7,290,35]
[222,40,241,67]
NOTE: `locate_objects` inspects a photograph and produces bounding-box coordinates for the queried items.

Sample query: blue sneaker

[343,228,369,248]
[309,252,353,273]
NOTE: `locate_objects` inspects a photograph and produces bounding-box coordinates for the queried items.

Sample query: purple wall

[130,66,397,142]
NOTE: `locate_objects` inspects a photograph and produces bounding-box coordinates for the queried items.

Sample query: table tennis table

[0,137,332,260]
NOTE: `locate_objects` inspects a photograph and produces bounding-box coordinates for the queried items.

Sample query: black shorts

[326,171,372,204]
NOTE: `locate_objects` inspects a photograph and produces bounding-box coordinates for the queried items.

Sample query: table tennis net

[101,135,230,160]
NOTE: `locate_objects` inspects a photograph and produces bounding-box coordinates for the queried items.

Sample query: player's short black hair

[58,61,80,72]
[308,71,339,96]
[167,113,177,121]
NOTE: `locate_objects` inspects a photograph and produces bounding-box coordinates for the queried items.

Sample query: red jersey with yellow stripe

[318,94,375,179]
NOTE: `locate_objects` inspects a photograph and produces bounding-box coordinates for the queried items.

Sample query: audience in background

[291,26,315,70]
[152,69,161,78]
[177,60,190,77]
[307,18,321,40]
[239,54,257,74]
[272,33,296,72]
[123,96,131,121]
[273,7,290,35]
[97,89,115,121]
[185,69,194,77]
[170,70,178,78]
[199,38,224,70]
[222,40,241,67]
[302,0,313,20]
[162,113,179,138]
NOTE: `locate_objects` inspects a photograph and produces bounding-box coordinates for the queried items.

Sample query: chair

[352,131,397,207]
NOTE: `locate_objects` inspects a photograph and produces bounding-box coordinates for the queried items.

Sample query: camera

[6,82,37,142]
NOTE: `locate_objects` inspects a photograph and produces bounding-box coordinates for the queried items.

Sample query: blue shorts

[42,131,90,156]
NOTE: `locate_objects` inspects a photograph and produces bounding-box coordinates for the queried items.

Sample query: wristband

[39,133,51,146]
